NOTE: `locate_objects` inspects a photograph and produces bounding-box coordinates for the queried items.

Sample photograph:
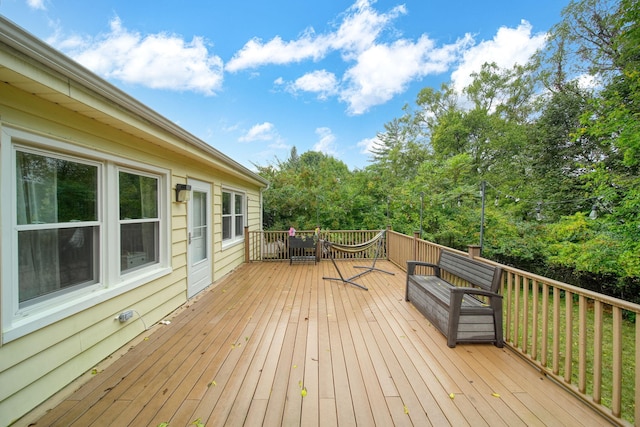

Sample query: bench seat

[406,251,503,348]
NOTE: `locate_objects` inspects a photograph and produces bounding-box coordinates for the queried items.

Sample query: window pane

[18,227,98,305]
[192,191,207,262]
[193,191,207,235]
[235,214,244,237]
[119,172,158,220]
[222,216,232,240]
[16,151,97,225]
[235,194,243,214]
[121,222,159,272]
[222,191,231,215]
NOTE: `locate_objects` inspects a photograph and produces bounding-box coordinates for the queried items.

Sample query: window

[222,189,244,243]
[119,171,159,272]
[2,128,170,341]
[16,150,99,307]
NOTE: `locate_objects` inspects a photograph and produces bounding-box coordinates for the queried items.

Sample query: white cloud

[313,127,338,156]
[239,122,278,142]
[328,0,406,60]
[226,0,477,114]
[341,34,473,114]
[225,30,328,72]
[43,2,551,119]
[289,70,338,100]
[575,73,600,90]
[267,139,290,150]
[53,17,224,95]
[26,0,46,10]
[357,136,379,155]
[451,20,547,93]
[237,122,289,166]
[226,0,403,72]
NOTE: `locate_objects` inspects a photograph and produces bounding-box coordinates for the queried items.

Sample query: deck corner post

[413,230,420,260]
[244,226,250,262]
[386,225,391,260]
[468,245,481,259]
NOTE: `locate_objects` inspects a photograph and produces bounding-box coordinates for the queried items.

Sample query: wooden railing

[386,230,639,427]
[246,229,387,262]
[246,228,638,425]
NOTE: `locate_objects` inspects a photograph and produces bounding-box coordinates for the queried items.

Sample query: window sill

[2,266,172,344]
[221,238,244,251]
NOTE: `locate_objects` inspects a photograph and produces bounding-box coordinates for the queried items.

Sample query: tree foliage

[257,0,640,301]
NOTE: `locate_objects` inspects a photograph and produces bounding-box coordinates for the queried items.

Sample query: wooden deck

[24,260,609,427]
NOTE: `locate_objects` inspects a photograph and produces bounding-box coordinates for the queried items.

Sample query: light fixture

[175,183,192,202]
[589,204,598,220]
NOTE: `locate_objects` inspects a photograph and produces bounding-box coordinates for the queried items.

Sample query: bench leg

[447,292,464,348]
[493,299,504,348]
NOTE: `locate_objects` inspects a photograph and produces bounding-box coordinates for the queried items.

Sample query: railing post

[413,230,420,260]
[386,225,391,260]
[468,245,481,259]
[244,226,250,262]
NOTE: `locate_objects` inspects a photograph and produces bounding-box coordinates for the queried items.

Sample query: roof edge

[0,15,268,187]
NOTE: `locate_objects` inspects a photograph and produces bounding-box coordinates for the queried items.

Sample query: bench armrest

[449,287,503,313]
[407,260,440,276]
[448,287,504,348]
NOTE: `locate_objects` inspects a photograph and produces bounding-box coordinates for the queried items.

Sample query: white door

[187,179,212,298]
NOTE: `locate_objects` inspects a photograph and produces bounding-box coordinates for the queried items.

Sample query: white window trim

[1,127,172,343]
[117,166,164,274]
[221,187,246,248]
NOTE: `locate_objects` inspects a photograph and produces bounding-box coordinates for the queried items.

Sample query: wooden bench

[405,250,503,348]
[289,236,317,264]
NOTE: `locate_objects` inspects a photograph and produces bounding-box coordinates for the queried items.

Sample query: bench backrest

[438,251,502,293]
[289,236,316,248]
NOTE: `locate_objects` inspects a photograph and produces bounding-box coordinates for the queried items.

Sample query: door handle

[188,232,192,245]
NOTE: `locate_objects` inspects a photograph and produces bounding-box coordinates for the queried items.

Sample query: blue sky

[1,0,568,170]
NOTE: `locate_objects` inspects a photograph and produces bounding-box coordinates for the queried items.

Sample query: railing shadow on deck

[247,228,639,427]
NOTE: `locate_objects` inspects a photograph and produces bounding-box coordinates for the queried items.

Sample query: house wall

[0,64,264,426]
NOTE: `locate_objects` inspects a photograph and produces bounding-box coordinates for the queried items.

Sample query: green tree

[255,0,640,300]
[539,0,640,294]
[527,83,595,220]
[257,148,360,231]
[368,107,430,184]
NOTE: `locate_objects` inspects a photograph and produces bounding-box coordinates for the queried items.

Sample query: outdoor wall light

[175,183,192,203]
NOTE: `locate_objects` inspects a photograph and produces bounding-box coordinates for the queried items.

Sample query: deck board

[22,260,611,427]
